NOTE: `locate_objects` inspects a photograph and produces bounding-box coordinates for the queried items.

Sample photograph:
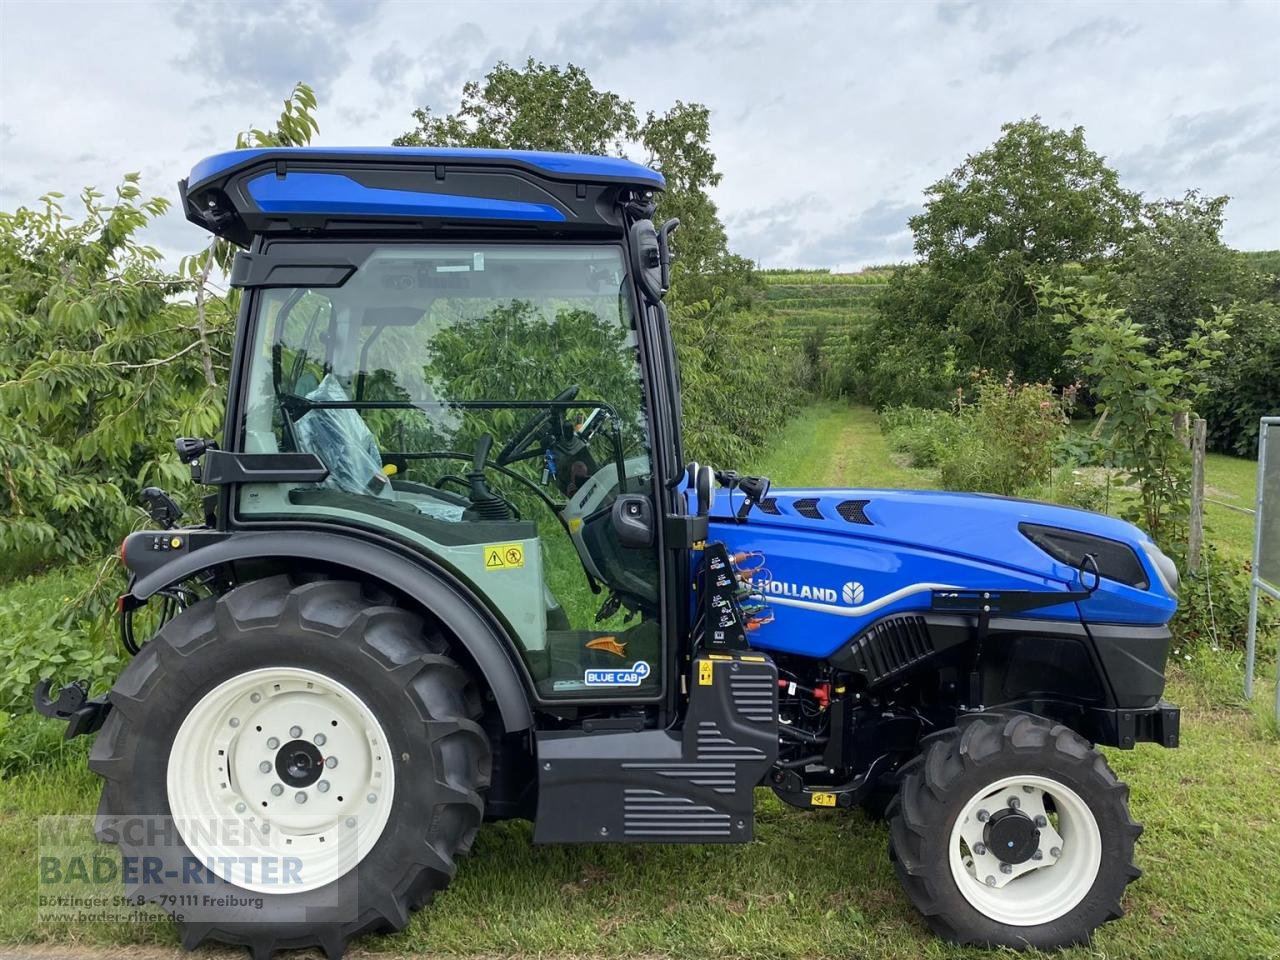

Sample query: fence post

[1174,411,1190,448]
[1188,418,1207,575]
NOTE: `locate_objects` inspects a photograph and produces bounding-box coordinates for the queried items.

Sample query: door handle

[611,495,654,548]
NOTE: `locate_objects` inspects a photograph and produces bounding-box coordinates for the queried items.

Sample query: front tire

[887,712,1142,950]
[90,576,491,959]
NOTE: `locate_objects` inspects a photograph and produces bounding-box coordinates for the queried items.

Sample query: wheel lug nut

[985,875,997,887]
[271,784,283,797]
[325,756,338,769]
[229,717,240,728]
[1008,797,1020,809]
[317,780,330,793]
[259,761,272,774]
[345,817,356,828]
[976,809,990,822]
[1050,846,1061,858]
[295,792,307,804]
[235,802,247,813]
[1000,863,1012,874]
[250,692,261,703]
[1032,850,1043,861]
[267,737,279,749]
[366,793,377,804]
[973,842,987,855]
[1035,815,1047,827]
[315,733,327,747]
[289,726,302,739]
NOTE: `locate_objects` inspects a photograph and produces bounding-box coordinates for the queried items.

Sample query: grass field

[0,404,1277,959]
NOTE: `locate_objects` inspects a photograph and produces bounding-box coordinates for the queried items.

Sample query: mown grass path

[1,404,1277,960]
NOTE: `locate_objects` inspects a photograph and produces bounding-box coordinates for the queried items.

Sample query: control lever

[462,433,515,522]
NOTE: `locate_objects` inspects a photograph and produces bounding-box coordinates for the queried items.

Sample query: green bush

[0,564,119,714]
[881,405,967,468]
[881,376,1071,496]
[674,298,808,468]
[1171,544,1277,653]
[1202,298,1280,456]
[937,376,1070,495]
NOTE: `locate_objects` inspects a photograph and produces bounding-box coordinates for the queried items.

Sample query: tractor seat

[291,374,465,522]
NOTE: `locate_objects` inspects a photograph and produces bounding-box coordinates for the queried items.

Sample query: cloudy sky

[1,0,1276,270]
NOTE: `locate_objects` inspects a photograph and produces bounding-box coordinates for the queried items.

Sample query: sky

[1,0,1277,270]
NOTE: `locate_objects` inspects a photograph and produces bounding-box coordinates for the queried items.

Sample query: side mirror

[629,219,665,303]
[695,464,716,517]
[658,218,680,292]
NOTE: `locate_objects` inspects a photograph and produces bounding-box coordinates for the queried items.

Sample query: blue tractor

[37,148,1180,957]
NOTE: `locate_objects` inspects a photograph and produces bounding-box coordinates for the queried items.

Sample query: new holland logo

[758,579,866,605]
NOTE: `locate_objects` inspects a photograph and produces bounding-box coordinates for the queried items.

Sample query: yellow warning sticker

[810,792,837,808]
[484,543,525,571]
[698,660,714,686]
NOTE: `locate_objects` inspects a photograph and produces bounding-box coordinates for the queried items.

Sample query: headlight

[1019,523,1150,589]
[1141,541,1180,597]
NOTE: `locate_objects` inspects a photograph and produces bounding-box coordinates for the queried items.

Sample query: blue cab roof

[187,146,665,190]
[181,146,664,244]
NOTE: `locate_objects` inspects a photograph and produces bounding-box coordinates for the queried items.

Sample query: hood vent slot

[793,497,823,519]
[836,499,873,525]
[845,615,934,684]
[757,497,781,515]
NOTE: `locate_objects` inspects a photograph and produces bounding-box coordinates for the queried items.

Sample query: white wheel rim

[947,774,1101,926]
[167,666,395,894]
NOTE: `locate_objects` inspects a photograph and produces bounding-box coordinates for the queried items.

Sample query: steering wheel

[496,384,579,466]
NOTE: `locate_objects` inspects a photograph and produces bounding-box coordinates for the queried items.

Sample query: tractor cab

[176,147,694,705]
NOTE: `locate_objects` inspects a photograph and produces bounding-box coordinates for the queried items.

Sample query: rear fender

[121,529,533,732]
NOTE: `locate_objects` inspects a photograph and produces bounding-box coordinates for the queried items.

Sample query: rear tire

[887,712,1142,950]
[90,576,491,959]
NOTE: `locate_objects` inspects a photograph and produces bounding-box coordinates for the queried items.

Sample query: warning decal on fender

[484,543,525,570]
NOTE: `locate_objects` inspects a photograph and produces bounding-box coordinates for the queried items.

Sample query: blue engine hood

[705,486,1177,660]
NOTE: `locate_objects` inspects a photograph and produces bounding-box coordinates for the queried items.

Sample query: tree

[912,119,1136,268]
[0,84,321,576]
[0,180,211,572]
[863,118,1138,405]
[1105,191,1259,348]
[1039,279,1229,547]
[394,59,799,465]
[394,59,750,298]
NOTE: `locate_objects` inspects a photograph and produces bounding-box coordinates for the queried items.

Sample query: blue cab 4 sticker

[584,661,651,687]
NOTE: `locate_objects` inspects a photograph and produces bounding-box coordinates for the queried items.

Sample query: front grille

[836,499,873,525]
[844,615,934,684]
[793,497,823,519]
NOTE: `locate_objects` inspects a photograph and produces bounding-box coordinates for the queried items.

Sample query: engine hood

[729,487,1159,579]
[704,486,1177,659]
